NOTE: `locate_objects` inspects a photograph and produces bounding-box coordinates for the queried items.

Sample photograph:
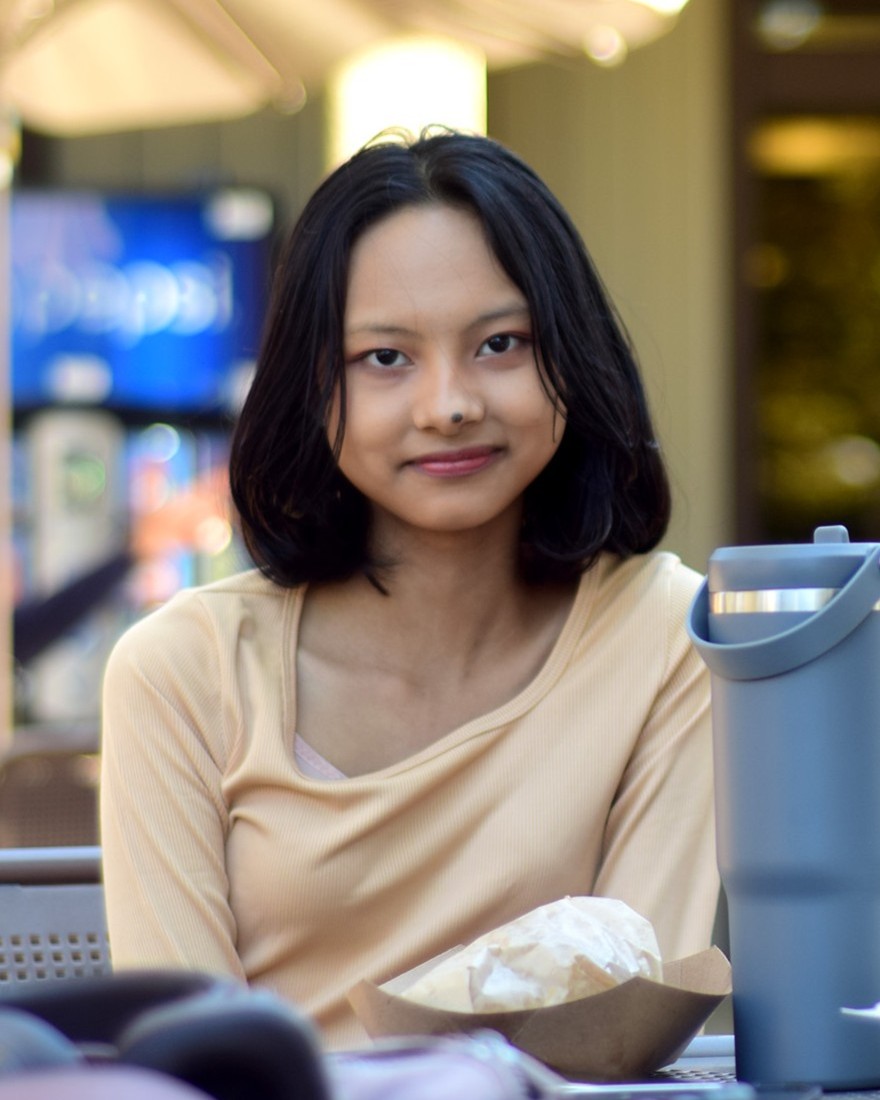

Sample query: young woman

[100,130,718,1050]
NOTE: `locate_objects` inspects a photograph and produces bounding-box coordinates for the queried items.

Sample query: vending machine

[11,186,275,724]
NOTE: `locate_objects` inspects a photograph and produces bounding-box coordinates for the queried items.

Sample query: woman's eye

[479,333,526,356]
[364,348,407,368]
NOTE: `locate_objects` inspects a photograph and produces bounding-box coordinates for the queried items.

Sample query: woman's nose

[411,357,484,432]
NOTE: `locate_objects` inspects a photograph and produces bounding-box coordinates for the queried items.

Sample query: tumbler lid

[708,525,877,595]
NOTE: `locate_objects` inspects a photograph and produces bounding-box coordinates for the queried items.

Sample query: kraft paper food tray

[348,945,731,1081]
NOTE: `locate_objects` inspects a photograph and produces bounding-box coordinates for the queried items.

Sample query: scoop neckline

[281,563,603,780]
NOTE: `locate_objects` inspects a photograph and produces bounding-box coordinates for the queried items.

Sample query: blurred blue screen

[11,188,274,416]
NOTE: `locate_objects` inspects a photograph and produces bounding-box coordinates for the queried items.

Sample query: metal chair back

[0,846,109,989]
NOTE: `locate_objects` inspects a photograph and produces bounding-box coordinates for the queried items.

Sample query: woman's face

[332,202,563,543]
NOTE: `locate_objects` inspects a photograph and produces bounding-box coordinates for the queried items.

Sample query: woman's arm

[99,600,245,980]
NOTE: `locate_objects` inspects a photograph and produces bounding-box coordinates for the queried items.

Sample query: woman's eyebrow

[346,303,531,339]
[345,322,418,337]
[469,304,532,328]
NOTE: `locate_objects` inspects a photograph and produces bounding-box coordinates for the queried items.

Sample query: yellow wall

[489,0,733,571]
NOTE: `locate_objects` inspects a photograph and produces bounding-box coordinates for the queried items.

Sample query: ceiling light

[327,36,487,167]
[576,0,693,63]
[584,25,629,66]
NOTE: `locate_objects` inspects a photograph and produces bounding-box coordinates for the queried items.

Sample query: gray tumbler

[687,525,880,1088]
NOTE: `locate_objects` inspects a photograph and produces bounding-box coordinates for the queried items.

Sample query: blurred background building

[1,0,879,840]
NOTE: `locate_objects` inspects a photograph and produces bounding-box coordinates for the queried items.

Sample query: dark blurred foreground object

[0,972,331,1100]
[0,1065,209,1099]
[326,1031,565,1100]
[0,970,563,1100]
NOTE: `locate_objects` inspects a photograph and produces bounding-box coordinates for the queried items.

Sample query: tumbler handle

[687,546,880,681]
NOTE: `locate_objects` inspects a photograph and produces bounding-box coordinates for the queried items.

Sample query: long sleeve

[100,591,245,981]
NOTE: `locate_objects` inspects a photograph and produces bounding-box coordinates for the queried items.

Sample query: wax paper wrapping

[399,897,662,1012]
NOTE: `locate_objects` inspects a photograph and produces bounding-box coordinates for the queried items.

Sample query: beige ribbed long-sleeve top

[100,550,718,1050]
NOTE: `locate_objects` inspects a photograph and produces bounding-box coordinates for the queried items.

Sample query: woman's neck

[314,521,572,684]
[369,517,526,632]
[296,519,579,772]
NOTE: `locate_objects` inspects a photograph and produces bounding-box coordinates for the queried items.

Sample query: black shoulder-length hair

[229,128,671,587]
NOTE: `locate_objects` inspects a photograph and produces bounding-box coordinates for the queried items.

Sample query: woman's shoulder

[562,551,705,679]
[178,566,296,604]
[108,568,301,669]
[590,549,704,606]
[565,550,704,655]
[139,566,293,621]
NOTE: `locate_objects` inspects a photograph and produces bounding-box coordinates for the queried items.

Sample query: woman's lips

[409,446,500,477]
